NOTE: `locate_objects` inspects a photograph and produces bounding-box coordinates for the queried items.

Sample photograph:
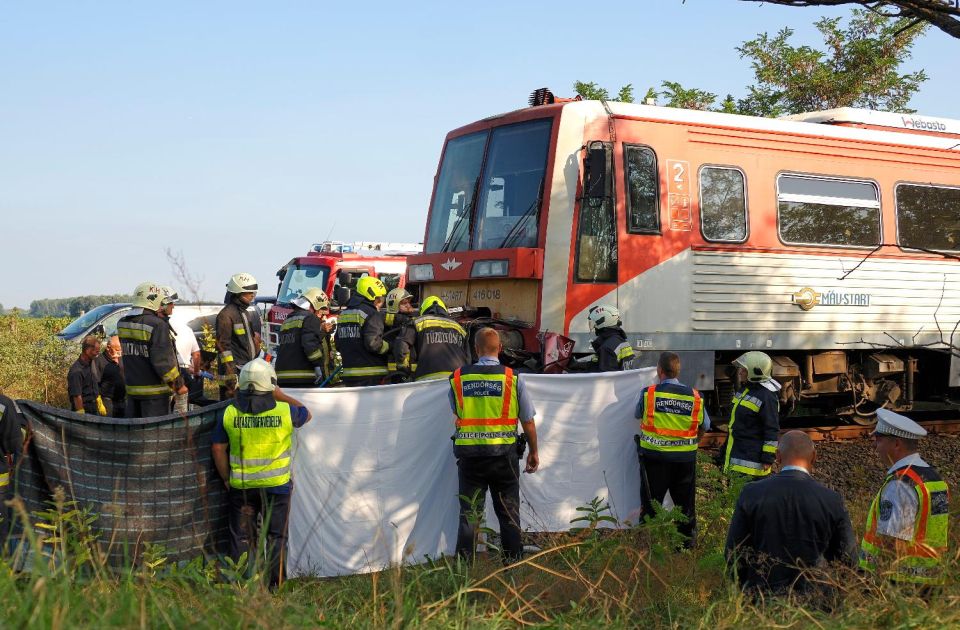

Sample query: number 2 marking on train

[673,162,684,183]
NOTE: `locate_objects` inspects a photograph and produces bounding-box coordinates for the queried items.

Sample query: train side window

[896,183,960,252]
[576,144,617,283]
[624,145,660,233]
[699,166,747,242]
[777,174,880,247]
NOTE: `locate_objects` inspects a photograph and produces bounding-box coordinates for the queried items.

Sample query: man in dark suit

[725,430,858,597]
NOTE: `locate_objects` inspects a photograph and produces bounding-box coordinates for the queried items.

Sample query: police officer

[579,305,638,372]
[275,288,335,387]
[384,287,417,378]
[395,296,469,382]
[334,276,391,387]
[722,351,780,478]
[449,327,539,563]
[216,273,260,396]
[211,359,312,588]
[860,408,949,587]
[635,351,709,548]
[117,282,186,418]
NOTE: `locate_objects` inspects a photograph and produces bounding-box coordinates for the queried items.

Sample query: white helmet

[587,304,621,333]
[226,273,258,295]
[132,282,165,311]
[160,286,180,306]
[385,287,413,314]
[238,358,277,393]
[292,287,329,311]
[733,351,774,383]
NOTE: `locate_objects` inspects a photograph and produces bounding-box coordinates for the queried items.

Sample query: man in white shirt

[161,287,205,408]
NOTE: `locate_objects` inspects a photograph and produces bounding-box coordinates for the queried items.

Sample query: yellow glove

[96,396,108,416]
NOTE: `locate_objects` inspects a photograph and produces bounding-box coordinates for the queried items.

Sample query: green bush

[0,313,73,405]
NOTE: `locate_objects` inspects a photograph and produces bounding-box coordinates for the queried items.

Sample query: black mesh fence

[10,401,230,566]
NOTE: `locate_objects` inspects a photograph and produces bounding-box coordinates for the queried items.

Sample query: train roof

[463,100,960,152]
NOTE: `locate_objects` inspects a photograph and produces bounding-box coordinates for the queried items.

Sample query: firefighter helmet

[385,288,413,314]
[160,286,180,306]
[238,358,277,393]
[587,304,621,332]
[733,351,773,382]
[293,287,329,311]
[132,282,165,311]
[356,276,387,301]
[419,295,447,315]
[226,273,258,294]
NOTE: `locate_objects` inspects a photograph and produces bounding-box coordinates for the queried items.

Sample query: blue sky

[1,1,956,308]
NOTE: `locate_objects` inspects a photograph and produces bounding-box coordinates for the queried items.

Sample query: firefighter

[395,296,469,382]
[0,392,25,542]
[117,282,186,418]
[384,287,417,379]
[577,305,638,372]
[210,358,312,588]
[217,273,260,396]
[450,327,539,563]
[275,288,335,387]
[722,351,780,478]
[334,276,391,387]
[634,351,709,549]
[860,408,950,588]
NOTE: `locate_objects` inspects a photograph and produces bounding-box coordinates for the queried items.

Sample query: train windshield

[277,264,330,305]
[424,119,552,253]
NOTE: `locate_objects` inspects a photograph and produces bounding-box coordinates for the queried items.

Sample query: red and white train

[405,90,960,420]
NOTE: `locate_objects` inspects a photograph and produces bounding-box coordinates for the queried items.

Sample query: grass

[2,457,958,629]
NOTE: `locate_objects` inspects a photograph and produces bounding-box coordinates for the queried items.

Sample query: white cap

[873,408,927,440]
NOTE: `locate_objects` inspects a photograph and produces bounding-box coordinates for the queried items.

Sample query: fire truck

[404,89,960,420]
[265,241,421,349]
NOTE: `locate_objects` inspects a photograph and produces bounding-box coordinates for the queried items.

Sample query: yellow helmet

[385,287,413,314]
[226,272,258,294]
[132,282,165,311]
[356,276,387,301]
[419,295,447,315]
[160,286,180,306]
[293,287,329,311]
[238,358,277,393]
[733,351,773,382]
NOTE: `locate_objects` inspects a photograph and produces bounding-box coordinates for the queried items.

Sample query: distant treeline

[24,295,134,318]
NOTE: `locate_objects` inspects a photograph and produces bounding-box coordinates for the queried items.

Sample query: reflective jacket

[384,311,415,373]
[860,463,949,584]
[590,327,638,372]
[222,400,293,489]
[275,308,334,386]
[638,383,704,462]
[334,295,389,381]
[216,300,258,374]
[723,383,780,477]
[117,310,183,399]
[396,307,469,381]
[450,364,519,458]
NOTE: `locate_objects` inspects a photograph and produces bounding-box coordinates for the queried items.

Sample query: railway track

[700,418,960,449]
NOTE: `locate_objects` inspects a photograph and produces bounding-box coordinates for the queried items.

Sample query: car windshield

[58,303,126,337]
[277,264,330,304]
[424,119,552,253]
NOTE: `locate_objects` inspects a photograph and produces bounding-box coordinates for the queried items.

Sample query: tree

[734,9,928,116]
[576,9,927,117]
[573,81,635,103]
[738,1,960,40]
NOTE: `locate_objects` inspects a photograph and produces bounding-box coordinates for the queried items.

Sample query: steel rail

[700,418,960,449]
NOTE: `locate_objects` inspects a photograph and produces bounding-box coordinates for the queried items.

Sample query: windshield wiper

[441,176,480,253]
[497,176,544,250]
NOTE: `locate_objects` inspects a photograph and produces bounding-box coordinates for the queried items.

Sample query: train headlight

[407,264,435,282]
[470,260,509,278]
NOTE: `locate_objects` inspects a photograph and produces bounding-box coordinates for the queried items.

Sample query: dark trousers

[641,456,697,548]
[125,396,170,419]
[341,376,387,387]
[227,488,290,588]
[456,455,522,562]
